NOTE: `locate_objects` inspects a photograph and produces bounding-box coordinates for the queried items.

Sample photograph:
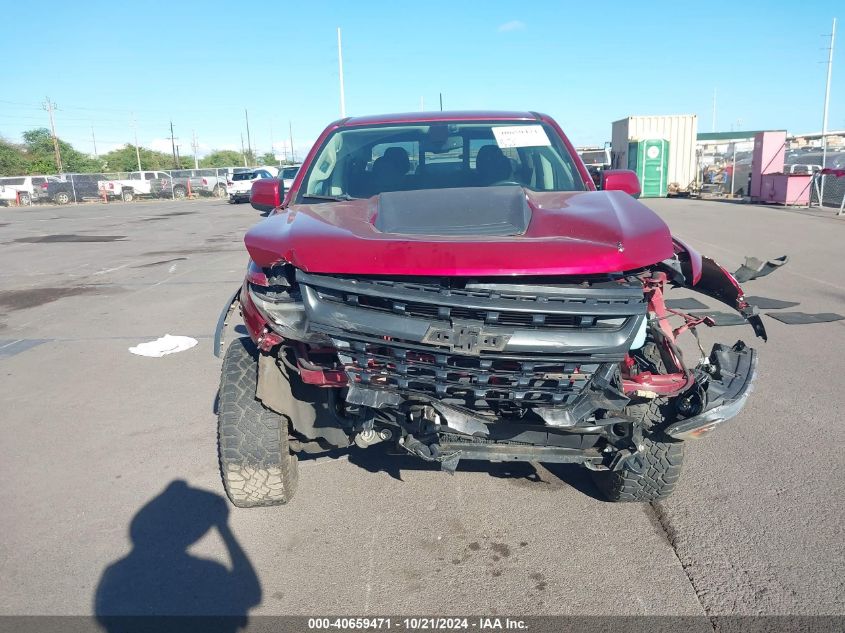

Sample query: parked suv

[227,168,276,203]
[215,111,764,508]
[0,176,54,205]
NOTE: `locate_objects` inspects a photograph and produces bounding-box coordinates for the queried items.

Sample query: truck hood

[244,187,673,276]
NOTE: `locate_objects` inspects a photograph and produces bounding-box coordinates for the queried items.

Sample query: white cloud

[498,20,526,32]
[149,138,173,153]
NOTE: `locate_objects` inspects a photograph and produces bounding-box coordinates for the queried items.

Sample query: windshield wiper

[301,193,355,202]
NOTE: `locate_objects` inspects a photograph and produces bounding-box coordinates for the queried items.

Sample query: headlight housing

[247,285,307,336]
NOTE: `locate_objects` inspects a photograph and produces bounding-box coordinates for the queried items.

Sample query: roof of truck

[341,110,540,126]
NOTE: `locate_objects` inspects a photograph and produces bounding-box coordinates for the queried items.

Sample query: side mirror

[600,169,641,197]
[250,178,284,213]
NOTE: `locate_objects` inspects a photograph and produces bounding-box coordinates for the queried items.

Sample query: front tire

[591,342,684,502]
[173,185,187,199]
[122,189,134,203]
[217,338,298,507]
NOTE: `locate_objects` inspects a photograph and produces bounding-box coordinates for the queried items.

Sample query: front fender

[672,238,767,341]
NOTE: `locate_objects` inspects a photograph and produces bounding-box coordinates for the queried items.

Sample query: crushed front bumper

[665,342,757,440]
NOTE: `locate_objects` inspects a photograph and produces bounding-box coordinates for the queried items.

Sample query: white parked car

[0,176,54,205]
[0,184,21,205]
[227,168,277,203]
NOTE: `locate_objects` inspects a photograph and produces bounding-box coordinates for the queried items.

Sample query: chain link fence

[810,171,845,213]
[0,166,258,207]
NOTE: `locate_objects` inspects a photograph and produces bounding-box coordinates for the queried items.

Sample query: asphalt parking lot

[0,197,843,625]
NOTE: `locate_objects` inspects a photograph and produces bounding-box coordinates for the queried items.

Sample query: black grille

[297,272,645,409]
[308,275,644,330]
[337,339,602,408]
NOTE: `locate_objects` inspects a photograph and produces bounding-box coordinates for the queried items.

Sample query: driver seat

[475,144,512,185]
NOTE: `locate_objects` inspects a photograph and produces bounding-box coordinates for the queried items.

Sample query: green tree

[0,139,28,177]
[22,128,99,174]
[200,150,245,168]
[100,144,181,172]
[257,152,278,166]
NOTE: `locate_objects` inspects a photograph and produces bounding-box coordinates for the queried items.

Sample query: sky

[0,0,842,160]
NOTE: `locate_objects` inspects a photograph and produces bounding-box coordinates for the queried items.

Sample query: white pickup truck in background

[98,171,171,201]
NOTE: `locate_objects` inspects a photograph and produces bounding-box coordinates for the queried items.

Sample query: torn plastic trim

[665,341,757,440]
[535,364,629,427]
[733,255,789,283]
[692,255,768,341]
[213,286,242,358]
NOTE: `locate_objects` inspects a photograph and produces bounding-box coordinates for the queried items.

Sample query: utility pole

[420,96,425,112]
[176,144,181,169]
[244,109,253,163]
[289,121,295,163]
[270,122,279,166]
[191,130,199,169]
[91,126,98,159]
[240,133,247,167]
[43,97,63,172]
[439,93,443,111]
[131,113,142,171]
[169,120,178,169]
[821,17,837,202]
[337,27,346,117]
[711,88,717,132]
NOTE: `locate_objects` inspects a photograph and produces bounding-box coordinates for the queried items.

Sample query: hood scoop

[374,186,532,237]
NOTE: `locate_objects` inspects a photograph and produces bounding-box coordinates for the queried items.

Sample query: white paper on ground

[129,334,198,357]
[492,124,551,148]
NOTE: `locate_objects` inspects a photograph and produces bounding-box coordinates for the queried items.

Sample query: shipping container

[628,139,669,197]
[611,115,698,194]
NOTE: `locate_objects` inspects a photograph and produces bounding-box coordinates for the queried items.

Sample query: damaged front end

[216,244,764,473]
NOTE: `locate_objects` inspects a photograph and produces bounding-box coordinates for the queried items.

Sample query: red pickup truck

[217,111,763,508]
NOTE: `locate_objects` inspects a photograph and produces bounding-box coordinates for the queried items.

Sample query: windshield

[299,120,585,201]
[281,167,299,179]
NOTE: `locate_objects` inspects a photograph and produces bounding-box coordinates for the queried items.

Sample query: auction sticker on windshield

[492,125,551,148]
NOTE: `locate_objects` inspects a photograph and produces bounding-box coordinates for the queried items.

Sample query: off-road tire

[217,337,298,507]
[591,342,684,502]
[54,191,71,205]
[172,185,187,200]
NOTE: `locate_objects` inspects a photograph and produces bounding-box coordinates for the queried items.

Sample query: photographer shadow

[94,480,261,633]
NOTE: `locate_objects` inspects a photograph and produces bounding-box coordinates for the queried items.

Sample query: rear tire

[54,191,70,205]
[173,185,187,200]
[122,189,134,203]
[18,192,31,206]
[213,185,226,198]
[590,342,685,502]
[217,337,298,507]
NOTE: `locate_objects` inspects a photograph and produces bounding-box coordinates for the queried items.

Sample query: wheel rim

[57,193,69,204]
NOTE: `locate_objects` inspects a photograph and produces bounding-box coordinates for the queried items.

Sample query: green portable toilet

[627,139,669,197]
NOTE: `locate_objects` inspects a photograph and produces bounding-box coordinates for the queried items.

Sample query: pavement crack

[648,501,717,631]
